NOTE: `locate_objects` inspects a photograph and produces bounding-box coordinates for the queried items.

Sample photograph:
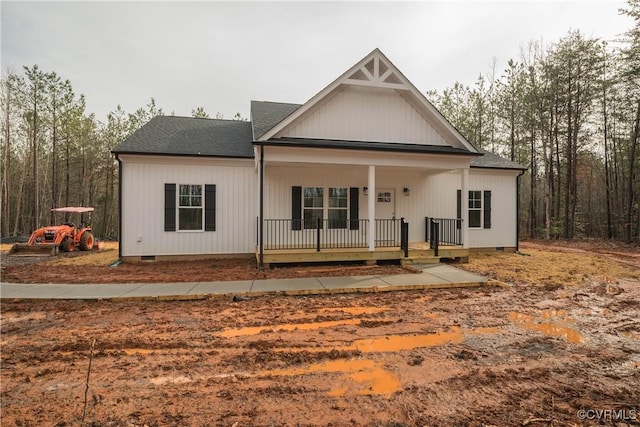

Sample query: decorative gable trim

[257,48,478,154]
[344,54,409,90]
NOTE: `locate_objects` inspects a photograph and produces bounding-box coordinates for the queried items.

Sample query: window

[300,186,349,229]
[165,183,215,232]
[303,187,323,229]
[468,190,482,228]
[179,184,203,230]
[377,191,391,203]
[457,189,491,230]
[328,187,348,229]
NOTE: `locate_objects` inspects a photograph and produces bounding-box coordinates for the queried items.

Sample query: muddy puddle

[122,348,154,355]
[213,308,587,397]
[252,326,501,396]
[217,318,362,338]
[268,326,499,354]
[509,310,584,343]
[256,359,401,396]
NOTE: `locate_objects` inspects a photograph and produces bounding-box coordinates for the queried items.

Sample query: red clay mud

[1,241,639,426]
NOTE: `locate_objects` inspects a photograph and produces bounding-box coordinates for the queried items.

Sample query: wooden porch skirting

[258,242,468,266]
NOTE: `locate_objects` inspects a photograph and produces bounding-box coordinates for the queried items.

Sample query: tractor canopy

[51,207,95,213]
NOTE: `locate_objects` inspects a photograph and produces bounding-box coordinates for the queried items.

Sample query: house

[112,49,525,265]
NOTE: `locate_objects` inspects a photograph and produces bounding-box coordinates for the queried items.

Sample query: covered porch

[257,216,467,266]
[255,143,476,267]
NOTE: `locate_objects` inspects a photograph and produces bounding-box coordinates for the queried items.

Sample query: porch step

[403,246,470,267]
[402,257,440,266]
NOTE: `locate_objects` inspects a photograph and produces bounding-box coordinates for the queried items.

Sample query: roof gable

[257,48,477,153]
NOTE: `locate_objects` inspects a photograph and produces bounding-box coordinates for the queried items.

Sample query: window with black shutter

[164,183,176,231]
[164,183,216,232]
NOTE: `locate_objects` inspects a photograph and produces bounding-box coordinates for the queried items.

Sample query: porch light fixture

[363,187,368,195]
[403,187,410,196]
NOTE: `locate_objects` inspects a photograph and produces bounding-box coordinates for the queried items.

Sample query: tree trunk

[65,132,70,209]
[625,98,640,243]
[529,127,536,237]
[603,99,613,239]
[12,156,27,236]
[554,95,562,224]
[50,97,57,223]
[543,110,552,240]
[2,78,11,236]
[31,88,39,230]
[563,75,573,239]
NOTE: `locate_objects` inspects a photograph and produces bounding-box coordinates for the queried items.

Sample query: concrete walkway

[0,264,487,301]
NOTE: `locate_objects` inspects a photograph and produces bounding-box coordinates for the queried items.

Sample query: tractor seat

[63,222,75,228]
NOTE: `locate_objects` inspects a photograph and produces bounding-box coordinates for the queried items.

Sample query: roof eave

[111,150,254,159]
[471,165,528,171]
[253,139,482,156]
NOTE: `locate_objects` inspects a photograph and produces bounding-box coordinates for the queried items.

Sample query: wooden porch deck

[258,242,469,266]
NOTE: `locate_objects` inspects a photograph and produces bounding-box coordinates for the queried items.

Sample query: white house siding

[425,169,519,249]
[264,164,433,243]
[281,85,449,146]
[120,155,257,257]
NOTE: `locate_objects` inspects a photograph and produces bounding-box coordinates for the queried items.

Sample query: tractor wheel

[79,232,94,251]
[62,238,75,252]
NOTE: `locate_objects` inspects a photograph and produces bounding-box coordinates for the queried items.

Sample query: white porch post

[461,168,469,249]
[368,165,376,251]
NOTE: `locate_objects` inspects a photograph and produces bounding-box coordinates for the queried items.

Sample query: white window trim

[302,186,350,230]
[468,190,483,229]
[177,183,205,232]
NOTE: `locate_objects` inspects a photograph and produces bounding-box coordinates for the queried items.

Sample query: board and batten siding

[281,85,449,146]
[120,155,257,257]
[425,169,519,248]
[264,164,432,243]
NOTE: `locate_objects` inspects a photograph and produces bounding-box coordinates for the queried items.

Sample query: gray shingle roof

[471,148,527,170]
[251,100,301,140]
[112,116,254,158]
[112,107,526,172]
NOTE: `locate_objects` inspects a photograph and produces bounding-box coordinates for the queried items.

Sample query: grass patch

[464,248,640,286]
[0,243,17,252]
[48,241,119,266]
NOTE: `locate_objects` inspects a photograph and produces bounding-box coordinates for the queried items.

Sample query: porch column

[461,168,469,249]
[259,146,265,268]
[368,165,376,251]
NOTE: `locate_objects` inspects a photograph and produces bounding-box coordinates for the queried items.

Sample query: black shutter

[205,184,216,231]
[164,183,176,232]
[349,187,359,230]
[292,186,302,230]
[483,190,492,229]
[456,189,462,229]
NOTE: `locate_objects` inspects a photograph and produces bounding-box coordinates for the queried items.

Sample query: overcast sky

[1,1,632,124]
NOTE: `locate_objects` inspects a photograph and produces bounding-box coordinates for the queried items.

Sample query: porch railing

[425,217,462,256]
[261,218,407,251]
[375,219,401,248]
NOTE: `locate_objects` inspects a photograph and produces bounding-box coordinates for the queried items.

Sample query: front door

[375,188,395,220]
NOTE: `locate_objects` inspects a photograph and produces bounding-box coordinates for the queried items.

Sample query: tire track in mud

[2,278,639,426]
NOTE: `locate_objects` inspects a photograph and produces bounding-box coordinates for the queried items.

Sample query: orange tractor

[9,207,97,256]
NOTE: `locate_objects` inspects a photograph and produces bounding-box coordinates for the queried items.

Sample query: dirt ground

[0,242,410,284]
[1,241,639,426]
